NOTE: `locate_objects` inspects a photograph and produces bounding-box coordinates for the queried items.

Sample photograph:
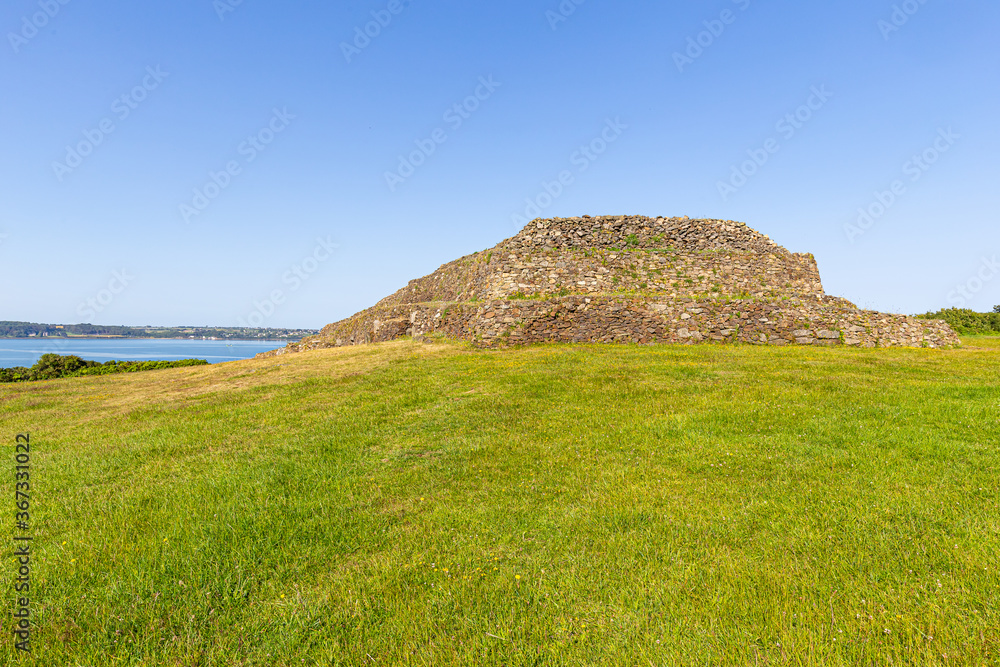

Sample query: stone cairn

[259,215,959,357]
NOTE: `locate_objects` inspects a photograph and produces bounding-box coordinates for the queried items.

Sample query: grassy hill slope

[1,338,998,665]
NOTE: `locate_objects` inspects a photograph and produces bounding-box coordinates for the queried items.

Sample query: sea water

[0,338,289,368]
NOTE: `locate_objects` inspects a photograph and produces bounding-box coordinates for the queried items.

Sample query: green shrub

[0,355,209,383]
[916,308,1000,335]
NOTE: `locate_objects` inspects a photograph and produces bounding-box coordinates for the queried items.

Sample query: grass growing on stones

[1,337,998,665]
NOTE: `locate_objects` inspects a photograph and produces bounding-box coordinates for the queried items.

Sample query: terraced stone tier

[265,294,957,356]
[383,247,823,306]
[258,216,960,358]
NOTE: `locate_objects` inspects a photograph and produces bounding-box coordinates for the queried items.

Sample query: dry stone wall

[260,216,960,358]
[508,215,786,254]
[272,296,956,355]
[376,247,822,305]
[473,248,823,301]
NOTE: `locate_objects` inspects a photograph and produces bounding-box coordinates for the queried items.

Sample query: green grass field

[2,337,998,665]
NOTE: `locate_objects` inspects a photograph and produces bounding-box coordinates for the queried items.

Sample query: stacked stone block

[259,216,959,358]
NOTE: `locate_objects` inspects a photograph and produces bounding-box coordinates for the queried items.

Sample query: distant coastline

[1,335,307,340]
[0,320,319,341]
[1,336,305,341]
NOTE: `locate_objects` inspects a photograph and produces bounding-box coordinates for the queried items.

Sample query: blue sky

[1,0,998,328]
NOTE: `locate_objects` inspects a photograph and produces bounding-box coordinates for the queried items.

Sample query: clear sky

[2,0,998,328]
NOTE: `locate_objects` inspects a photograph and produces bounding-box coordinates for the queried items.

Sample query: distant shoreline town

[0,321,318,341]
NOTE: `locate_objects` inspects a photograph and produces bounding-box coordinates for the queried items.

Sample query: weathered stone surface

[258,215,959,358]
